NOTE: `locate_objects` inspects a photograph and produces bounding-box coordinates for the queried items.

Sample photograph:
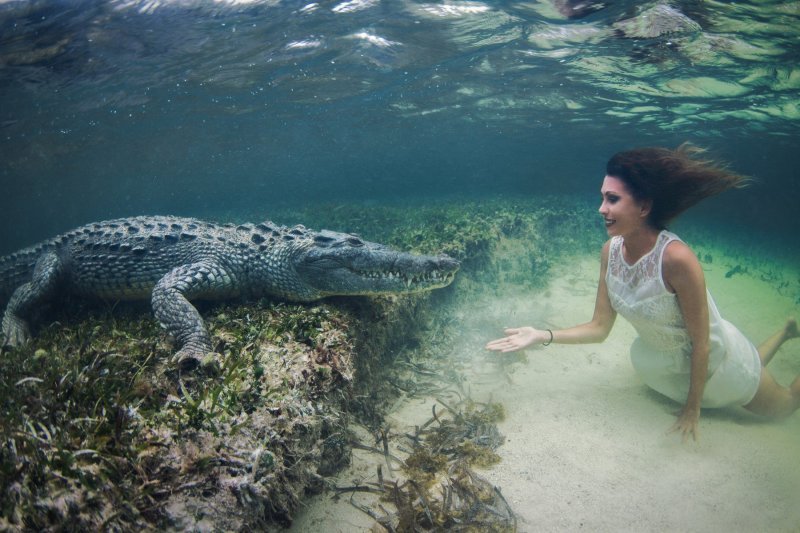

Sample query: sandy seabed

[292,243,800,532]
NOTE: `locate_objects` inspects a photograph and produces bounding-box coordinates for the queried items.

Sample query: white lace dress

[606,231,762,408]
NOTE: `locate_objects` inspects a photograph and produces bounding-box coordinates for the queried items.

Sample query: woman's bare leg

[744,369,800,418]
[757,318,798,366]
[742,318,799,418]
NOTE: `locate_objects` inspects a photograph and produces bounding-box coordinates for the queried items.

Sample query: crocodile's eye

[314,235,336,245]
[346,237,364,247]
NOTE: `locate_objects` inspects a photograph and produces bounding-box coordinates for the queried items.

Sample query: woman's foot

[783,318,798,342]
[757,318,798,366]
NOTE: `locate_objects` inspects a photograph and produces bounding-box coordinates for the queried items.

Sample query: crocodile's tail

[0,245,44,308]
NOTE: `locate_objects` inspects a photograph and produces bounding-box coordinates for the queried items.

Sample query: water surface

[1,0,798,254]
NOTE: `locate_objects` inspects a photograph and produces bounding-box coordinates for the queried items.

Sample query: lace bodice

[606,231,690,354]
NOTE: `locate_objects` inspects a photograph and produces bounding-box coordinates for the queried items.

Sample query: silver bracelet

[543,329,553,346]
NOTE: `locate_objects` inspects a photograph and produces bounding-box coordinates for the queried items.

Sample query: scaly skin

[0,216,459,365]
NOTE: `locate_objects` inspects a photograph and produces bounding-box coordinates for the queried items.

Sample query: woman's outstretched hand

[668,406,700,442]
[485,327,549,353]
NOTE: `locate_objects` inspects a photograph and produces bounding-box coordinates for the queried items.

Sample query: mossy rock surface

[0,300,361,530]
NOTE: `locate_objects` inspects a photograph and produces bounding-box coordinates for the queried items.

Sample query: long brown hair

[606,143,750,229]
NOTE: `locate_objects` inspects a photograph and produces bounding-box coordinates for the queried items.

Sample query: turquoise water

[2,3,799,530]
[1,0,799,255]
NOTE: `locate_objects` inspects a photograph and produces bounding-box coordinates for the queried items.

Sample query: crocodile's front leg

[2,251,63,347]
[151,262,236,368]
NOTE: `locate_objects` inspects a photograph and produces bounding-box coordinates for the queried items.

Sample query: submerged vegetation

[341,400,514,532]
[1,300,360,530]
[4,196,795,530]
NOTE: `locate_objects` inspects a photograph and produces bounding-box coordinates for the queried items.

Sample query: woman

[486,144,799,441]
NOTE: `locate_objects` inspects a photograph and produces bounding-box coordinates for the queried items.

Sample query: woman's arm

[485,241,617,352]
[662,240,711,442]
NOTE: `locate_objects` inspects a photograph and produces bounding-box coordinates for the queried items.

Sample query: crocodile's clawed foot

[172,347,221,377]
[173,349,202,373]
[2,316,31,349]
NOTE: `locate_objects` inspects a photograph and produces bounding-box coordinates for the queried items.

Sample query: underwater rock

[552,0,608,19]
[0,300,362,531]
[527,22,609,50]
[661,76,748,98]
[613,2,701,38]
[0,271,464,530]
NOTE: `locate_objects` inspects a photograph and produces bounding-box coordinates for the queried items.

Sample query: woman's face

[599,175,650,237]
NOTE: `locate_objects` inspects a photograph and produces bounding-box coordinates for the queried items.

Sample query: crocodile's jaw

[293,244,459,297]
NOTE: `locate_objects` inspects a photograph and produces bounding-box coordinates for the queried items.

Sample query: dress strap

[653,230,682,291]
[655,231,682,265]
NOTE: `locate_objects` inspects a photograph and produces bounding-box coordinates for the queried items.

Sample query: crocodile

[0,215,459,364]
